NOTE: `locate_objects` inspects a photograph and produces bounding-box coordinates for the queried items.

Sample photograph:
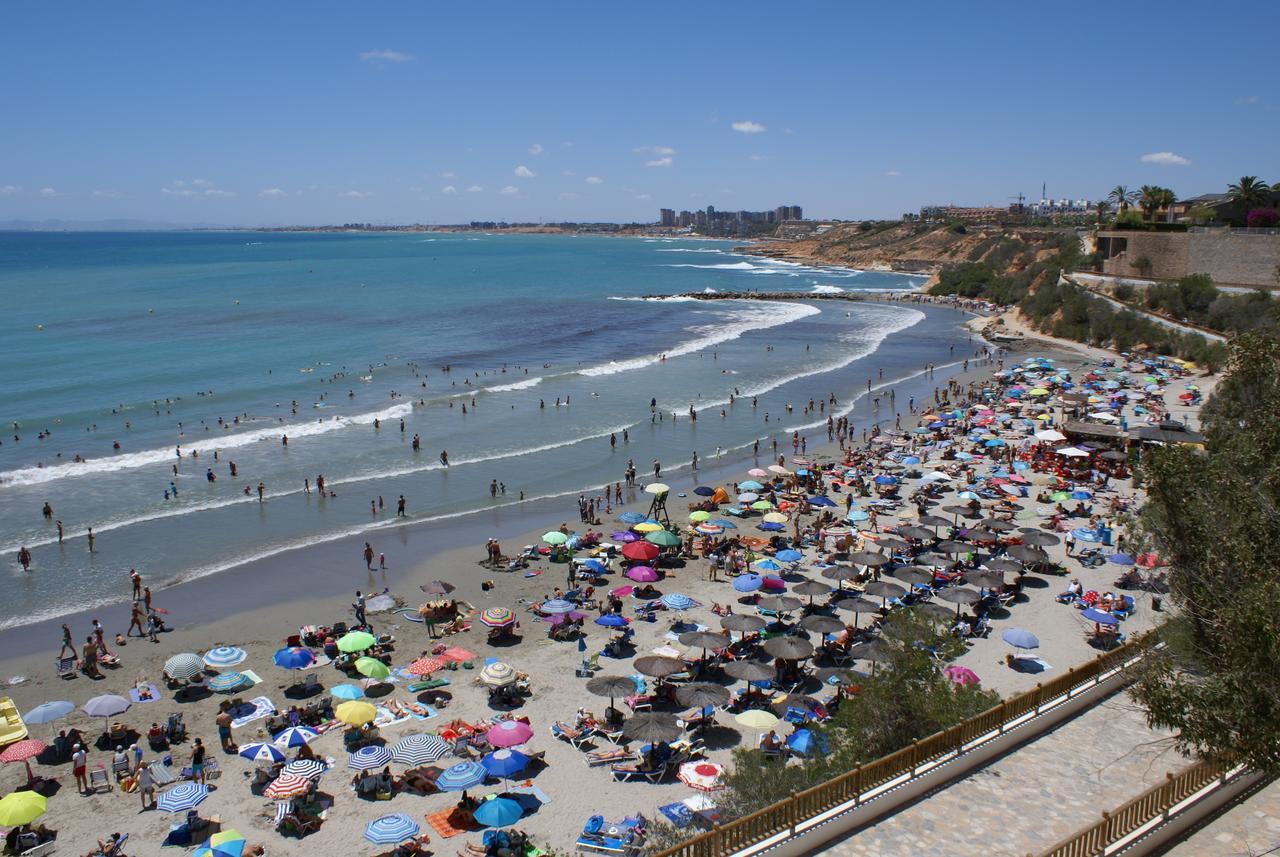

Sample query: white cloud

[528,143,543,155]
[645,156,673,168]
[466,185,484,193]
[440,171,455,178]
[884,170,902,177]
[0,185,20,195]
[360,49,414,63]
[442,185,457,194]
[258,187,287,197]
[191,178,214,188]
[93,189,124,198]
[1140,151,1191,166]
[634,146,675,156]
[203,189,235,197]
[163,187,197,197]
[633,193,652,201]
[514,165,536,178]
[561,170,576,177]
[164,179,234,198]
[338,190,373,198]
[585,176,603,185]
[498,185,519,196]
[731,120,766,134]
[1234,95,1258,106]
[38,187,60,197]
[749,154,770,161]
[783,128,793,135]
[558,192,579,200]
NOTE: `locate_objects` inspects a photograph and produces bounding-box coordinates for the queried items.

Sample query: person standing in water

[440,450,449,467]
[87,527,95,552]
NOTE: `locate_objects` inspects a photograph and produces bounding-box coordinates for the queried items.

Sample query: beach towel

[128,684,160,703]
[424,808,480,838]
[509,782,551,806]
[659,802,694,828]
[230,696,275,729]
[373,706,412,729]
[241,669,263,687]
[438,647,476,664]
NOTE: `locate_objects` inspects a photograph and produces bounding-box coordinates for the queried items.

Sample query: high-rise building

[659,208,676,227]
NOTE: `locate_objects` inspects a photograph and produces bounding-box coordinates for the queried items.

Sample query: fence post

[998,700,1006,734]
[1063,665,1075,698]
[1162,772,1174,821]
[790,791,799,835]
[710,823,722,857]
[852,764,862,805]
[1034,682,1044,715]
[910,739,919,776]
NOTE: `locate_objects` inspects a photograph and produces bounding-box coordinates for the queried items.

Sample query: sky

[1,1,1277,225]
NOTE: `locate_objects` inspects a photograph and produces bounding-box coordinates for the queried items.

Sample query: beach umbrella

[693,486,716,497]
[985,558,1024,575]
[661,593,695,610]
[720,614,766,634]
[618,511,647,525]
[164,653,204,681]
[678,760,726,791]
[391,734,450,766]
[935,541,972,556]
[893,567,934,586]
[436,760,488,791]
[622,542,660,562]
[1008,545,1049,563]
[623,712,682,743]
[479,662,517,688]
[775,549,803,563]
[899,526,936,541]
[967,571,1005,590]
[836,598,880,617]
[365,813,421,846]
[420,580,457,596]
[695,524,724,535]
[676,683,730,709]
[1002,629,1040,650]
[474,797,524,828]
[239,742,286,764]
[22,700,74,726]
[348,745,394,771]
[646,530,681,547]
[1082,608,1120,626]
[787,729,829,757]
[203,646,247,668]
[272,726,319,747]
[0,739,46,784]
[356,657,391,681]
[587,675,639,712]
[943,665,981,686]
[734,710,779,731]
[157,781,210,813]
[273,647,315,670]
[281,759,327,779]
[263,772,312,800]
[724,660,774,682]
[208,671,249,693]
[481,748,530,780]
[747,468,769,478]
[0,792,46,827]
[767,465,790,475]
[335,700,377,726]
[595,614,629,627]
[193,829,247,857]
[487,720,533,747]
[754,558,783,572]
[479,607,517,627]
[337,631,376,653]
[800,615,844,635]
[762,512,789,525]
[807,496,837,508]
[821,566,860,583]
[1020,531,1060,546]
[539,599,575,617]
[330,683,365,700]
[918,515,952,528]
[624,564,658,582]
[794,580,833,598]
[733,573,763,592]
[863,581,905,602]
[758,595,803,613]
[852,641,893,665]
[542,531,568,546]
[1108,552,1137,566]
[750,500,775,511]
[849,551,888,567]
[634,656,684,677]
[83,694,130,721]
[688,511,712,524]
[645,482,671,495]
[980,519,1017,533]
[763,636,814,660]
[936,587,982,615]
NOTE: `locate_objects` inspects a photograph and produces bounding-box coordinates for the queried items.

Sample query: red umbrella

[407,657,446,676]
[622,542,659,562]
[0,738,48,784]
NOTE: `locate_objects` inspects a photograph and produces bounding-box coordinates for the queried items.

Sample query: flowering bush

[1246,208,1279,228]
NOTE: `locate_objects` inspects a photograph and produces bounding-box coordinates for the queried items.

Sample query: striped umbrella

[486,720,532,747]
[348,745,393,771]
[272,726,319,748]
[434,760,487,791]
[479,662,516,688]
[193,828,246,857]
[391,734,450,766]
[540,599,575,615]
[365,813,421,845]
[202,646,247,668]
[208,671,249,693]
[660,593,694,610]
[238,742,285,764]
[164,653,204,681]
[263,773,312,799]
[406,657,445,676]
[156,781,210,812]
[479,607,516,627]
[281,759,327,779]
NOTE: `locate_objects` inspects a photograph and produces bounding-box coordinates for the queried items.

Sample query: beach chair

[149,760,178,786]
[111,755,131,780]
[89,833,129,857]
[610,761,666,783]
[56,655,77,679]
[300,672,322,695]
[203,756,221,780]
[551,721,596,750]
[88,763,113,793]
[166,712,187,743]
[585,747,637,767]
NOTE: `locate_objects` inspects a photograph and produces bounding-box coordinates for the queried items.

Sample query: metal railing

[1036,758,1230,857]
[650,640,1146,857]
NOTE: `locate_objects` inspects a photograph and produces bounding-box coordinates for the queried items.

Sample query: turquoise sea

[0,231,968,629]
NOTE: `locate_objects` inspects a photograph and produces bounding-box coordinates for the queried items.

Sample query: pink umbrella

[0,738,47,785]
[943,665,981,686]
[747,468,768,478]
[545,611,586,625]
[611,531,639,543]
[625,565,658,583]
[761,575,787,592]
[487,720,533,748]
[609,586,634,598]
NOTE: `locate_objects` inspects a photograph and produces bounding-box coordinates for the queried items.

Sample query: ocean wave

[580,300,821,377]
[0,401,416,488]
[662,262,760,271]
[780,353,963,435]
[811,284,845,294]
[487,376,543,392]
[654,248,725,254]
[606,295,699,303]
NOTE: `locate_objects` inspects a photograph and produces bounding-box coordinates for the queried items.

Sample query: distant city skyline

[1,1,1276,225]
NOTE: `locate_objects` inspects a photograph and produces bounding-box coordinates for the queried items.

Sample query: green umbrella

[688,511,711,523]
[0,791,45,826]
[645,530,680,547]
[1049,491,1070,502]
[355,657,391,680]
[337,631,376,653]
[750,500,774,511]
[542,531,568,546]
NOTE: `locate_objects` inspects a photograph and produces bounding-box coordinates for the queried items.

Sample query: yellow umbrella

[1028,388,1049,397]
[335,700,377,726]
[644,483,670,495]
[633,522,663,533]
[763,512,789,524]
[0,791,46,826]
[734,709,779,730]
[688,511,711,523]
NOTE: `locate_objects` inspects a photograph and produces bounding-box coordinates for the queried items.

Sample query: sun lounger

[585,748,637,767]
[551,721,596,749]
[18,838,55,857]
[149,760,178,786]
[610,761,666,783]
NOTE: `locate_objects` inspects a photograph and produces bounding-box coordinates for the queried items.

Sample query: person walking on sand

[354,591,367,626]
[58,623,77,661]
[363,542,375,570]
[190,738,206,785]
[71,744,88,793]
[127,603,145,637]
[136,759,155,809]
[215,704,235,753]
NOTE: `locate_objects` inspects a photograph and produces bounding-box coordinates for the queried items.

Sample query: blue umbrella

[775,549,803,563]
[618,512,646,525]
[595,614,628,627]
[365,813,421,846]
[984,439,1006,448]
[733,574,762,593]
[331,684,365,701]
[901,456,921,465]
[754,559,782,572]
[693,486,716,497]
[738,480,764,491]
[474,797,524,828]
[1107,552,1136,566]
[786,729,829,757]
[272,726,319,748]
[481,749,529,779]
[239,742,286,763]
[1081,608,1119,626]
[1070,490,1092,500]
[273,647,314,670]
[348,745,393,771]
[806,496,836,508]
[661,593,694,610]
[157,782,209,812]
[203,646,247,668]
[845,510,869,523]
[711,519,738,529]
[540,599,575,615]
[1001,629,1040,650]
[873,474,898,485]
[758,522,784,532]
[580,559,606,573]
[435,761,488,791]
[23,700,74,725]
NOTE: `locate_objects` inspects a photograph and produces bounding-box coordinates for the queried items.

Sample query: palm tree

[1155,187,1176,223]
[1095,201,1110,224]
[1138,185,1163,221]
[1108,185,1138,213]
[1227,176,1272,211]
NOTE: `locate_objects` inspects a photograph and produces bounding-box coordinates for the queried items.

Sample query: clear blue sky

[2,1,1276,225]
